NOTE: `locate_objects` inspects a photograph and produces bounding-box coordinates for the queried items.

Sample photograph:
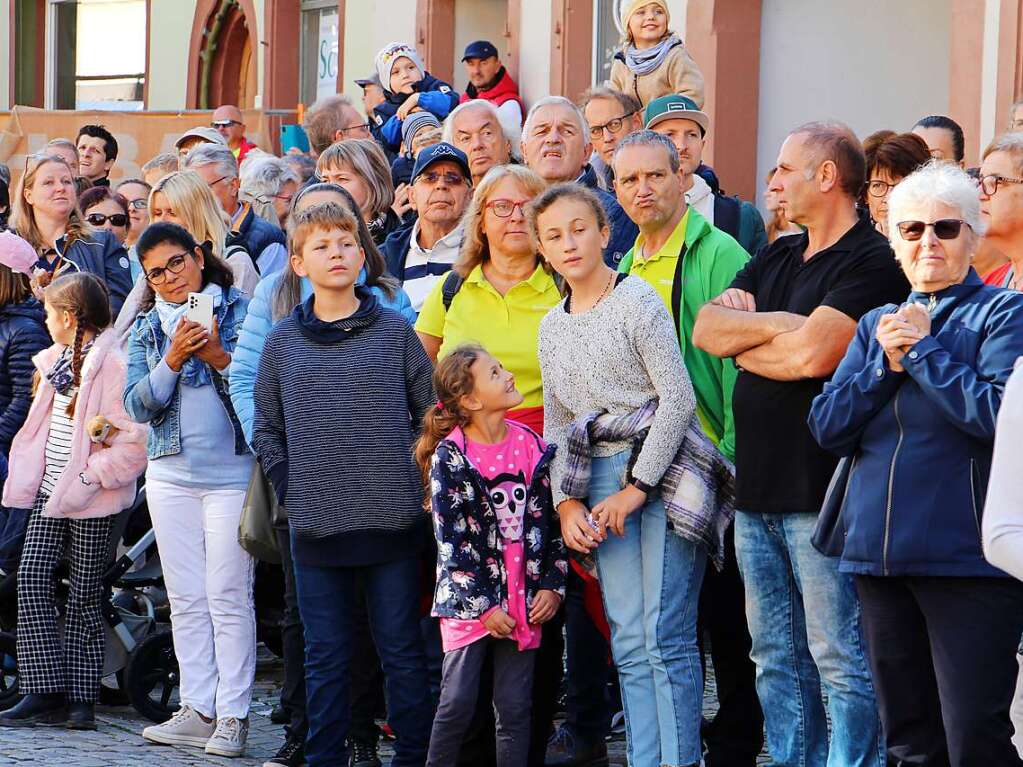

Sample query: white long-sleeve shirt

[983,359,1023,579]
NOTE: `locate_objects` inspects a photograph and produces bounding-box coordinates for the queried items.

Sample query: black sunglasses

[895,219,970,241]
[86,212,129,227]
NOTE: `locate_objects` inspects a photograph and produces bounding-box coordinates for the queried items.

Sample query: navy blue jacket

[808,271,1023,578]
[382,222,416,281]
[231,205,286,274]
[0,299,49,481]
[578,164,639,268]
[32,230,133,317]
[430,428,567,619]
[371,73,459,152]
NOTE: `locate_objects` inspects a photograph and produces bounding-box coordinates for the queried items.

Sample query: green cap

[644,95,709,135]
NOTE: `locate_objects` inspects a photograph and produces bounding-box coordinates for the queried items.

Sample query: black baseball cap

[462,40,499,62]
[355,73,382,89]
[411,143,472,184]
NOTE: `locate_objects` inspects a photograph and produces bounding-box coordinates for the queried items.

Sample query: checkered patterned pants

[16,494,113,703]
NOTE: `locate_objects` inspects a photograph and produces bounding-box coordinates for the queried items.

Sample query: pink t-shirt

[440,420,546,653]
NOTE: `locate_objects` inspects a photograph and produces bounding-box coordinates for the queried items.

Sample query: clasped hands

[557,484,648,555]
[876,302,931,372]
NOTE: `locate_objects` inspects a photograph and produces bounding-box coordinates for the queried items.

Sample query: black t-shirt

[729,217,909,514]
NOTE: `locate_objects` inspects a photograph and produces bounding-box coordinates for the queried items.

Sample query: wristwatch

[631,478,654,495]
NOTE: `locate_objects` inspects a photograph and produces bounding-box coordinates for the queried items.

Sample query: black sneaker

[263,733,305,766]
[349,737,382,767]
[0,693,68,728]
[544,725,609,767]
[67,702,96,730]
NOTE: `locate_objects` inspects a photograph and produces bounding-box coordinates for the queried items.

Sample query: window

[300,0,340,106]
[47,0,146,110]
[593,0,621,86]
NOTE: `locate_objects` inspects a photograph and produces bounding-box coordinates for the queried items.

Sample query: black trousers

[697,523,763,767]
[856,574,1023,767]
[275,524,384,741]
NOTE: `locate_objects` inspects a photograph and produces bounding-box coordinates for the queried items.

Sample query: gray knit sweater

[538,275,696,506]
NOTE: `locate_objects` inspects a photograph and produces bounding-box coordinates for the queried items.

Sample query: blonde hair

[315,139,395,219]
[455,164,546,278]
[11,155,95,254]
[289,200,363,260]
[149,170,231,258]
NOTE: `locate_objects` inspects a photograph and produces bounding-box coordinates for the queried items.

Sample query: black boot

[544,725,609,767]
[0,693,68,727]
[67,702,96,730]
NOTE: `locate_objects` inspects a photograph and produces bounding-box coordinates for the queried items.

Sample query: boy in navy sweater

[372,42,459,153]
[252,201,434,767]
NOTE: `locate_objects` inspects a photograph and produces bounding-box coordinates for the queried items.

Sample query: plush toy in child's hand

[87,415,119,445]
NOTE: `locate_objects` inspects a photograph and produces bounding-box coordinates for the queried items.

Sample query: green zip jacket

[619,206,749,461]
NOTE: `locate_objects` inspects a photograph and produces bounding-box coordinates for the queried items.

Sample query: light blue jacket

[229,268,416,444]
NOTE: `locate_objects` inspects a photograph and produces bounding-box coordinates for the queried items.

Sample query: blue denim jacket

[124,286,250,459]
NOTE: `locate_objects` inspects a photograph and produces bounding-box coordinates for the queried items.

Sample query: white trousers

[1013,653,1023,759]
[147,477,256,718]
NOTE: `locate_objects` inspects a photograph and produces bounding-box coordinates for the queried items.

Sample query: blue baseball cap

[462,40,499,62]
[411,143,472,184]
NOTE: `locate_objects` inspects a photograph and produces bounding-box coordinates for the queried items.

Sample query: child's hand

[592,484,647,538]
[559,499,605,553]
[396,93,421,121]
[482,608,516,638]
[529,590,561,625]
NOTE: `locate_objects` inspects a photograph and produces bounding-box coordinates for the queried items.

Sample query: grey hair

[577,86,641,117]
[983,131,1023,177]
[45,138,79,158]
[887,160,986,240]
[611,129,680,173]
[142,152,179,176]
[1010,99,1023,124]
[181,142,239,180]
[240,156,300,198]
[522,96,587,142]
[443,99,521,158]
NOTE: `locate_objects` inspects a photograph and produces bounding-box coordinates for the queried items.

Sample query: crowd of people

[1,2,1023,766]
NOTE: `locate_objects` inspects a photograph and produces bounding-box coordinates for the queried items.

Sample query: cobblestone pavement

[0,648,771,766]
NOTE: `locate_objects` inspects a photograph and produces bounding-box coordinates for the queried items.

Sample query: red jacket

[460,67,525,125]
[236,137,258,163]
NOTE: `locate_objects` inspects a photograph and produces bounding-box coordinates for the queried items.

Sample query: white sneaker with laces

[142,704,216,747]
[205,715,249,757]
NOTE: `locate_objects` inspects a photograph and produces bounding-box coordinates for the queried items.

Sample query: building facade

[2,0,1022,201]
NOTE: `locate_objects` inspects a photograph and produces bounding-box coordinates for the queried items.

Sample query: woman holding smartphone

[123,221,256,758]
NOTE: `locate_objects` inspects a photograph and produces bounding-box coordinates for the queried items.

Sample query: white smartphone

[185,292,214,332]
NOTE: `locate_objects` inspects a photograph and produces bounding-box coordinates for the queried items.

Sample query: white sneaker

[205,716,249,757]
[142,704,215,747]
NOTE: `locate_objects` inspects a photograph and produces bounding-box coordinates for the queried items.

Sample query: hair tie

[436,400,445,411]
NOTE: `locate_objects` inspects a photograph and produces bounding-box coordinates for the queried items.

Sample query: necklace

[572,270,615,314]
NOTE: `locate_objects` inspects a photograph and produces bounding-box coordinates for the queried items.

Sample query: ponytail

[413,343,488,503]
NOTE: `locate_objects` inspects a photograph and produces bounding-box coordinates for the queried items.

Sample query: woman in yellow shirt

[416,164,558,435]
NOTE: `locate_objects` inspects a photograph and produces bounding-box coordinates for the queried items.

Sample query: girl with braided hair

[0,272,147,730]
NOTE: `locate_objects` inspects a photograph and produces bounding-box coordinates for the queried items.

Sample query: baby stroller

[0,483,285,723]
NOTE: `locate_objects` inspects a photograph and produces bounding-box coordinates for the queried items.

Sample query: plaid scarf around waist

[562,399,735,570]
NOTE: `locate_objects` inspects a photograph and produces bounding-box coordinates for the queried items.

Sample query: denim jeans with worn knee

[591,450,706,767]
[734,511,884,767]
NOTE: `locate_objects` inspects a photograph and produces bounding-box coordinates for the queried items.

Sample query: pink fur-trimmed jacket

[2,329,147,518]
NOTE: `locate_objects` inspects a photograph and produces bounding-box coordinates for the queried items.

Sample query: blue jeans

[291,541,433,767]
[591,451,706,767]
[734,511,884,767]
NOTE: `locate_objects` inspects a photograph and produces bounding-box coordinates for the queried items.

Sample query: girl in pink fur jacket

[0,273,147,730]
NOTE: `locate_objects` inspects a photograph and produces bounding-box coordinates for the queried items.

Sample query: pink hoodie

[3,329,148,518]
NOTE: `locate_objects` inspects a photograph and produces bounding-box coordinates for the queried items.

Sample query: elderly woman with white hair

[239,155,300,228]
[808,161,1023,767]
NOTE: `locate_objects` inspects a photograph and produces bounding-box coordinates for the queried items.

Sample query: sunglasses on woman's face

[895,219,970,241]
[86,213,129,227]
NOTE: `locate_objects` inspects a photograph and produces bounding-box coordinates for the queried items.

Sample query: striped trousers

[16,493,113,703]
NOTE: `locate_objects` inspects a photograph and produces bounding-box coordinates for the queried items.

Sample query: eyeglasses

[895,219,971,241]
[867,179,897,198]
[339,123,371,135]
[979,173,1023,196]
[272,193,295,203]
[207,175,230,189]
[417,171,466,187]
[486,198,530,218]
[144,252,191,284]
[211,120,240,129]
[588,111,638,139]
[127,198,148,210]
[86,213,129,227]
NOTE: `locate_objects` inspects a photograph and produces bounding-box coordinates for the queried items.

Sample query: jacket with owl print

[429,425,568,620]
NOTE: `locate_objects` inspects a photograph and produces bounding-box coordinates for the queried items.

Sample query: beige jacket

[608,41,705,108]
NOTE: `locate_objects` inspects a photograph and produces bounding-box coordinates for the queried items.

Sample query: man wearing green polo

[613,127,765,767]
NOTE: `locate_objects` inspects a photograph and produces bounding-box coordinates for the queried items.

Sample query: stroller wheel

[125,630,179,723]
[0,631,19,709]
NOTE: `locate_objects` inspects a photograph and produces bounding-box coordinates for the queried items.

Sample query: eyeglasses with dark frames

[485,199,531,218]
[588,111,638,139]
[979,174,1023,196]
[894,219,971,241]
[144,252,192,285]
[867,179,897,198]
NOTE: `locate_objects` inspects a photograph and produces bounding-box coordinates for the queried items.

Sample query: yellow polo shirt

[627,209,690,310]
[416,263,561,409]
